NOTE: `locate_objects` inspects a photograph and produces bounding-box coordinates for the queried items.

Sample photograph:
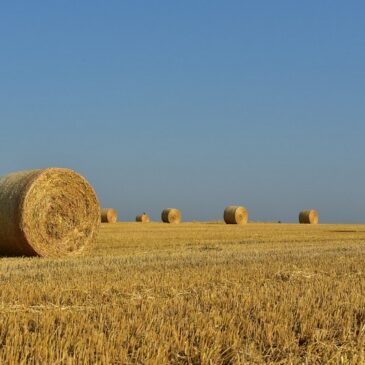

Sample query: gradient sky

[0,1,364,223]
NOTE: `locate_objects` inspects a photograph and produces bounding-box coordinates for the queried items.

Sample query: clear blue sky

[0,1,364,223]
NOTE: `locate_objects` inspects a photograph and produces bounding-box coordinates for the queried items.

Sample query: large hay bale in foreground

[101,208,118,223]
[136,213,150,223]
[161,208,181,224]
[0,168,100,257]
[299,210,319,224]
[224,205,248,225]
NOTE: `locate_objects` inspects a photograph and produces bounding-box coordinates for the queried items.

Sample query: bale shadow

[330,230,362,233]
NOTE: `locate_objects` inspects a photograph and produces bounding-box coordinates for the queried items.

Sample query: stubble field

[1,222,365,364]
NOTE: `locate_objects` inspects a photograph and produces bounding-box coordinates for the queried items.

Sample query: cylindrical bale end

[299,210,319,224]
[0,168,100,257]
[224,205,248,225]
[101,208,118,223]
[136,213,150,223]
[161,208,182,224]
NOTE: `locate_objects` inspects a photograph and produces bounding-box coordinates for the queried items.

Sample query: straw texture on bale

[0,168,100,257]
[136,213,150,223]
[224,206,248,225]
[161,208,181,224]
[101,208,118,223]
[100,208,118,223]
[299,210,319,224]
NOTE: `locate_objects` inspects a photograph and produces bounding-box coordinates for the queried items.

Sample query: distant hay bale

[136,213,150,223]
[224,206,248,225]
[0,168,100,257]
[161,208,181,224]
[299,210,319,224]
[101,208,118,223]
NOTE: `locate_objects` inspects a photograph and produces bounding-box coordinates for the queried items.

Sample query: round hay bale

[224,205,248,225]
[161,208,181,224]
[299,210,319,224]
[0,168,100,257]
[136,213,150,223]
[101,208,118,223]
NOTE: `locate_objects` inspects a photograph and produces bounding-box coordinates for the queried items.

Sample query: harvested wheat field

[1,222,365,364]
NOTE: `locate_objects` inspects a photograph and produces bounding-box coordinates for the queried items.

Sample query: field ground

[1,222,365,364]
